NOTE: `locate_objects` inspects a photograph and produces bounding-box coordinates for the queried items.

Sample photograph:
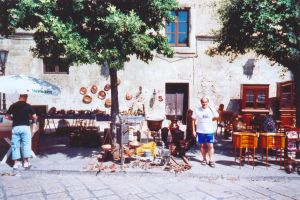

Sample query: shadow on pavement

[215,160,236,166]
[37,133,99,159]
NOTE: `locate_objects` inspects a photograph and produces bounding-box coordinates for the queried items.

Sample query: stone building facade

[0,0,292,122]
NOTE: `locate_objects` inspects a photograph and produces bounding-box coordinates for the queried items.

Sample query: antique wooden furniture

[260,132,285,168]
[240,84,270,126]
[277,81,296,127]
[233,132,258,169]
[284,128,300,173]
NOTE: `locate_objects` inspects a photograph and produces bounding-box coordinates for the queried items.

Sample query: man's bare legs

[199,143,215,167]
[207,143,214,162]
[207,143,215,167]
[200,144,207,163]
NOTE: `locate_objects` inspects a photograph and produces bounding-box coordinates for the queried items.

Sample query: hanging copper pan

[105,98,112,108]
[90,85,98,94]
[80,87,87,95]
[98,90,106,100]
[83,95,92,104]
[104,84,111,91]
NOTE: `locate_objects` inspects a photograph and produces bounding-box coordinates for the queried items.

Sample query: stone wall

[0,0,293,119]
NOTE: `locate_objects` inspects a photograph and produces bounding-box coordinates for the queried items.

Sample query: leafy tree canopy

[0,0,178,69]
[0,0,178,138]
[209,0,300,72]
[209,0,300,127]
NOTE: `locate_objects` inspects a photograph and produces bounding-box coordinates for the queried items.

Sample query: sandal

[208,161,215,168]
[200,160,207,165]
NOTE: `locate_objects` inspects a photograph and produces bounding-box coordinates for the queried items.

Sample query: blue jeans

[11,126,32,160]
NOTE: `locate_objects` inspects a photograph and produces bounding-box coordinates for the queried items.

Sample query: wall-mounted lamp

[0,50,8,110]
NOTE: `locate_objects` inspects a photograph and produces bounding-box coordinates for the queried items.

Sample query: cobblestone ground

[0,173,299,200]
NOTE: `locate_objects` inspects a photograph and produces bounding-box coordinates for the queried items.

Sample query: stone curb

[1,168,299,181]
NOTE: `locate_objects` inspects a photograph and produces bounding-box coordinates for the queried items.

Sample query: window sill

[242,109,269,113]
[44,72,69,75]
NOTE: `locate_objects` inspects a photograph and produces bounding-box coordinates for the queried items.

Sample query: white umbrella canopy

[0,75,61,96]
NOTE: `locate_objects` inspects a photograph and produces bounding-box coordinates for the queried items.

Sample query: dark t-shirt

[6,101,35,127]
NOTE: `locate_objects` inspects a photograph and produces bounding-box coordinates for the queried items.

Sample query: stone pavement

[0,134,299,199]
[0,170,299,199]
[0,134,299,178]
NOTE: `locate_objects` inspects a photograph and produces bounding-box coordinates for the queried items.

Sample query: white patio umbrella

[0,75,61,96]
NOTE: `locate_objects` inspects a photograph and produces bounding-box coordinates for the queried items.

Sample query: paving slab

[0,173,299,200]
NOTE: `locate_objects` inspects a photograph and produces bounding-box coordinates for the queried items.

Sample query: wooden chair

[233,132,258,169]
[260,133,285,168]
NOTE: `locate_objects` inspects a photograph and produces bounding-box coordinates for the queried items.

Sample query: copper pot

[57,109,66,115]
[80,87,87,95]
[91,85,98,94]
[83,95,92,104]
[147,119,163,132]
[92,109,105,114]
[78,110,86,114]
[98,90,106,100]
[67,110,75,115]
[48,107,57,114]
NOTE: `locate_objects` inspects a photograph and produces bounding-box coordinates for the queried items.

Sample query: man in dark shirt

[5,94,37,169]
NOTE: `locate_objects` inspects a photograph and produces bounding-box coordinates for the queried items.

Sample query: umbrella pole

[3,93,6,110]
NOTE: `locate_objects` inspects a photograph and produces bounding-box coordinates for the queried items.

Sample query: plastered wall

[0,0,292,118]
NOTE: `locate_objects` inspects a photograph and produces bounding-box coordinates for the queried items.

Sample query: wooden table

[43,113,111,133]
[260,132,285,168]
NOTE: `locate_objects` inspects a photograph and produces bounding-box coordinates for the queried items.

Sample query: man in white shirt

[192,97,219,167]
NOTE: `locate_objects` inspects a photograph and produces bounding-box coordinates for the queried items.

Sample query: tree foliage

[209,0,300,127]
[210,0,300,70]
[1,0,177,69]
[0,0,178,141]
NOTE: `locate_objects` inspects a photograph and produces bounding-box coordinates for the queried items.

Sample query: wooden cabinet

[233,132,258,168]
[277,81,296,127]
[260,133,285,167]
[241,84,270,125]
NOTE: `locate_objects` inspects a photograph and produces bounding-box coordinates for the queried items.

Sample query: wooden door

[165,83,189,124]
